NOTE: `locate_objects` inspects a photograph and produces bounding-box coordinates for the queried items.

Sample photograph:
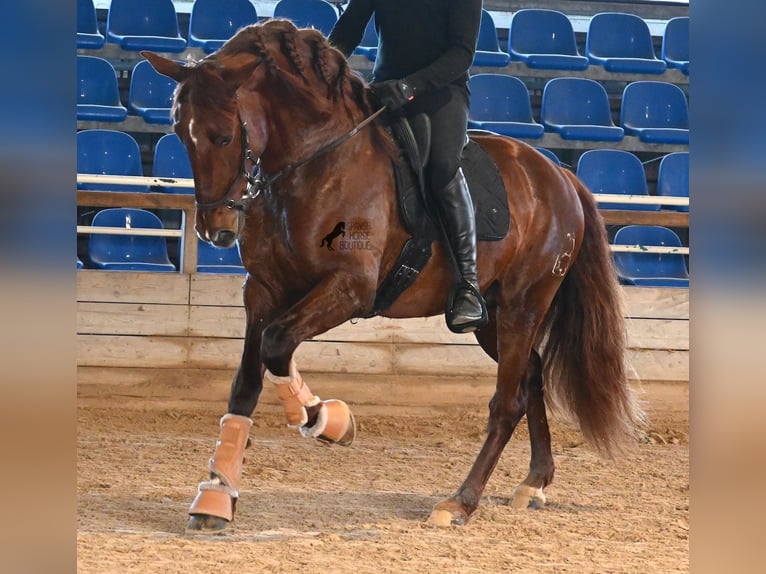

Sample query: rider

[328,0,487,333]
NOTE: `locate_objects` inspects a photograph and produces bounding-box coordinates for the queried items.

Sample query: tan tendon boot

[264,359,320,427]
[265,360,356,446]
[188,413,252,522]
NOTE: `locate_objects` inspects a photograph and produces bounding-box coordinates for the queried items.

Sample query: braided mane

[198,19,395,156]
[218,20,390,139]
[171,19,395,161]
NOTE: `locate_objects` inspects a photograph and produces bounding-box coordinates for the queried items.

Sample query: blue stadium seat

[577,149,660,211]
[77,129,149,193]
[585,12,667,74]
[197,240,247,274]
[273,0,338,36]
[188,0,259,54]
[77,0,105,49]
[106,0,187,52]
[77,258,85,270]
[612,225,689,287]
[128,60,177,125]
[77,56,128,122]
[507,9,589,71]
[535,147,561,166]
[352,15,378,61]
[541,78,624,142]
[88,208,177,272]
[656,152,689,213]
[473,10,510,67]
[662,17,689,75]
[152,134,195,194]
[620,81,689,144]
[467,74,544,139]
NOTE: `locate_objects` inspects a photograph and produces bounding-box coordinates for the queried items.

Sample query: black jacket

[328,0,482,95]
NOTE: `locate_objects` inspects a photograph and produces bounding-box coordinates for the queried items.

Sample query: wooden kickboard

[77,334,688,382]
[76,272,689,382]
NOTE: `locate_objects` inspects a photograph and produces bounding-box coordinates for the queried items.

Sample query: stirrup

[446,281,488,334]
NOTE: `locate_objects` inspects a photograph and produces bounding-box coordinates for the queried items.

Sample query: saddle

[370,115,510,316]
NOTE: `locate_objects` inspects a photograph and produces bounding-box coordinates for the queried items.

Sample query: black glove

[370,79,416,111]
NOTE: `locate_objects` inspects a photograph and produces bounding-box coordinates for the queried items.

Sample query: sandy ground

[77,373,688,573]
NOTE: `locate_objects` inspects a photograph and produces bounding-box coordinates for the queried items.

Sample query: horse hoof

[185,514,231,535]
[335,408,356,447]
[428,502,469,527]
[510,484,546,510]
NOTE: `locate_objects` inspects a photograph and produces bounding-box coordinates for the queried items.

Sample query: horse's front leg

[260,272,370,447]
[186,279,276,535]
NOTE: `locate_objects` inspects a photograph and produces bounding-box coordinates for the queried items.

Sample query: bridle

[194,106,387,212]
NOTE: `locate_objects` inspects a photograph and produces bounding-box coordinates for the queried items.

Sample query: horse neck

[259,92,360,175]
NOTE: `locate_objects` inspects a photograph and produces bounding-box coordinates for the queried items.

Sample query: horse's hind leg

[510,350,554,509]
[430,299,544,526]
[471,327,554,511]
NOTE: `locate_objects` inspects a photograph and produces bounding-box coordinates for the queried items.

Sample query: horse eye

[217,135,233,147]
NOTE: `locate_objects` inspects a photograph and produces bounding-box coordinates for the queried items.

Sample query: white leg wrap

[265,359,320,427]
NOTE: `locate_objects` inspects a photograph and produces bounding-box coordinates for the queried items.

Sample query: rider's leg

[413,86,488,333]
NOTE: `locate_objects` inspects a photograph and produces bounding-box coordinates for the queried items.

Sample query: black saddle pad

[394,138,510,241]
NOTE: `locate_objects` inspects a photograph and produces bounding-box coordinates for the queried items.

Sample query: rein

[195,106,387,212]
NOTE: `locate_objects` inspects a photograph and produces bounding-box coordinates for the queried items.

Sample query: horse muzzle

[210,229,238,247]
[195,210,241,247]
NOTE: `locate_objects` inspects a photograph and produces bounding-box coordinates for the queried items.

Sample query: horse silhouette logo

[320,221,345,251]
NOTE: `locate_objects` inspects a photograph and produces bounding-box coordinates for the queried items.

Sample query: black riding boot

[433,168,488,333]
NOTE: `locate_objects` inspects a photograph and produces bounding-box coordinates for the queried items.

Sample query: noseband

[194,106,387,213]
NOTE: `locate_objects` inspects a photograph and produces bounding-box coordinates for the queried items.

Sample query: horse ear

[141,51,192,82]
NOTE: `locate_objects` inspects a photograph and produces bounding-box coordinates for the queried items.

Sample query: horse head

[142,19,390,248]
[142,48,266,247]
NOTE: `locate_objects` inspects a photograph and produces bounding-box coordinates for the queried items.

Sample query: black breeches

[406,84,469,190]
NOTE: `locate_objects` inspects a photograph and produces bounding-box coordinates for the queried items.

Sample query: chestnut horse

[143,19,642,533]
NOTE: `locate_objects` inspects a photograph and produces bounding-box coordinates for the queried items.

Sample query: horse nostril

[214,230,236,245]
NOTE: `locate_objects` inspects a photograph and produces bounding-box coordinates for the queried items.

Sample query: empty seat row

[576,149,689,212]
[78,1,688,76]
[77,129,193,193]
[77,56,177,125]
[327,7,692,77]
[79,56,689,145]
[81,215,688,285]
[81,211,688,287]
[78,128,688,216]
[77,0,334,53]
[506,10,688,75]
[613,225,689,287]
[82,211,689,287]
[468,74,689,144]
[81,208,245,273]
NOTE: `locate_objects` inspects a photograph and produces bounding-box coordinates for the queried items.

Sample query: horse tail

[540,170,645,456]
